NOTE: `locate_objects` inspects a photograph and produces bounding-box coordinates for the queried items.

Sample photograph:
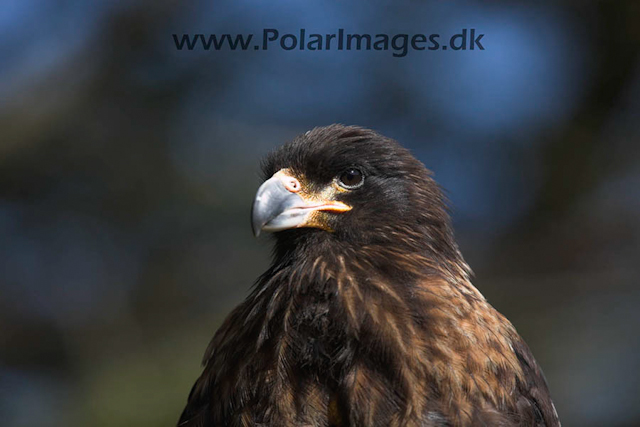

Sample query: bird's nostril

[283,177,301,193]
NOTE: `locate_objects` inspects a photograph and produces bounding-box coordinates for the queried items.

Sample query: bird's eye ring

[338,168,364,189]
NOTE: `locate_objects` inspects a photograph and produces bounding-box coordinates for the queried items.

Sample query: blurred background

[1,0,639,426]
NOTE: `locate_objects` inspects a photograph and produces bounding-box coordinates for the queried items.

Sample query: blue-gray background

[1,1,639,426]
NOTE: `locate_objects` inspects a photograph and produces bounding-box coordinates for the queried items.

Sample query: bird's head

[252,124,467,278]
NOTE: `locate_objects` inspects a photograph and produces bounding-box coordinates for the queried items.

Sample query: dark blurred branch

[531,0,640,224]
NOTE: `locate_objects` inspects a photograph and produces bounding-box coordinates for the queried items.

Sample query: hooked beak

[251,170,351,237]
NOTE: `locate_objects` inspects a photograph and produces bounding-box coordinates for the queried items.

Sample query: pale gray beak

[251,170,352,237]
[251,174,309,237]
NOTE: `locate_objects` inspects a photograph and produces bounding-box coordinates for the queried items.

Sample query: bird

[178,124,560,427]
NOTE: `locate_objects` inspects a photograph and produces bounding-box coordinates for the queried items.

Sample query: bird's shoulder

[407,277,560,426]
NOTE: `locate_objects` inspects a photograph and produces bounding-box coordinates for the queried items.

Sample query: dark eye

[338,168,364,189]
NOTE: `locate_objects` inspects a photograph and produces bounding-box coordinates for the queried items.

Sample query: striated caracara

[178,124,560,426]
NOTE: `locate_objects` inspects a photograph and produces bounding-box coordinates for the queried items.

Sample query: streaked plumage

[178,125,560,426]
